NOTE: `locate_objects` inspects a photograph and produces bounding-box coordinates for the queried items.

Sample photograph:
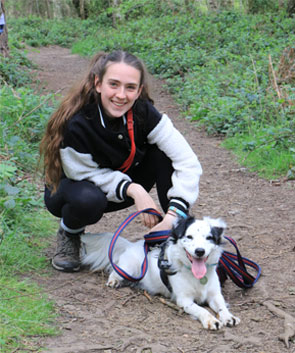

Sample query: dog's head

[171,216,226,279]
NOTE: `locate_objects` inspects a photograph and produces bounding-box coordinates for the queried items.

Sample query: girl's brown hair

[39,50,152,193]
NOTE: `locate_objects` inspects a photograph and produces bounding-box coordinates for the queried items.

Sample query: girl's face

[95,62,143,118]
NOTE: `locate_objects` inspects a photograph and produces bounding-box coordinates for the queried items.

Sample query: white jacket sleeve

[147,114,202,206]
[60,147,131,202]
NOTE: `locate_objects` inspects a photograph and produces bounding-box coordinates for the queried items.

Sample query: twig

[17,87,64,122]
[143,290,152,302]
[229,223,254,230]
[268,54,282,100]
[122,293,139,306]
[3,80,21,99]
[241,131,292,163]
[263,301,295,348]
[158,297,183,313]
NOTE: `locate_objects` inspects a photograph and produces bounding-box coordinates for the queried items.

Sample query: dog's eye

[186,235,193,240]
[206,235,214,241]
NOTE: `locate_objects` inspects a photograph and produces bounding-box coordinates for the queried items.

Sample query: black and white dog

[81,216,240,330]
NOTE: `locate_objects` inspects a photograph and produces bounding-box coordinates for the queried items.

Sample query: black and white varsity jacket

[60,99,202,212]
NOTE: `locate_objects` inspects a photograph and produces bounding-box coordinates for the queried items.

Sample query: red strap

[119,110,136,173]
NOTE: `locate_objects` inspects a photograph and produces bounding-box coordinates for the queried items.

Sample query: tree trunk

[287,0,295,15]
[0,0,9,57]
[45,0,52,19]
[111,0,122,28]
[220,0,233,9]
[207,0,218,11]
[80,0,85,19]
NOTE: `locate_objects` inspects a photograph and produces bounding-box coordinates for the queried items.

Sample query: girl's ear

[94,75,101,93]
[136,85,143,99]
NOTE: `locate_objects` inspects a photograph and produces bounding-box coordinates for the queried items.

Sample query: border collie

[81,216,240,330]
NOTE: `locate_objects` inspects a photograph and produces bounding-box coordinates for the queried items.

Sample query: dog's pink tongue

[191,259,207,279]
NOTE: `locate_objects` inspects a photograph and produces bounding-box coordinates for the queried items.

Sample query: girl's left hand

[149,213,176,233]
[126,183,160,228]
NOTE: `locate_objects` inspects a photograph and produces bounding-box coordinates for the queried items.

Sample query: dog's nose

[195,248,205,257]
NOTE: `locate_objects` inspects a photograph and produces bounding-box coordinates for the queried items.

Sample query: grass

[0,276,57,353]
[1,57,59,351]
[0,209,59,352]
[223,129,294,179]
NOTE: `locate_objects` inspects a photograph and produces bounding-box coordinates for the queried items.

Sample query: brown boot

[52,227,81,272]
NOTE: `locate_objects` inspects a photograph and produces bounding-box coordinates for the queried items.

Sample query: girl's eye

[127,85,137,91]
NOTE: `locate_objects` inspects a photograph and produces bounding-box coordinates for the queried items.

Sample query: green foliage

[247,0,278,14]
[6,10,295,182]
[0,47,33,87]
[1,86,55,173]
[0,85,56,263]
[0,50,58,351]
[71,10,295,179]
[106,0,186,21]
[8,16,97,48]
[0,214,57,351]
[0,161,58,352]
[0,279,57,353]
[223,123,295,178]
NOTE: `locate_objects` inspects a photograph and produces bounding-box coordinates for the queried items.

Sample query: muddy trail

[27,46,295,353]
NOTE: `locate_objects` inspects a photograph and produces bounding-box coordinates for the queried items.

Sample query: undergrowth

[0,46,58,352]
[71,10,295,179]
[8,16,98,48]
[7,12,295,179]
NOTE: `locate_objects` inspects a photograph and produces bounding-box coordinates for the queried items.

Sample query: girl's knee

[66,181,108,224]
[76,184,107,214]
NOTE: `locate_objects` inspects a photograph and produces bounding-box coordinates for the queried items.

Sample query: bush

[71,10,295,178]
[0,58,58,352]
[0,47,33,87]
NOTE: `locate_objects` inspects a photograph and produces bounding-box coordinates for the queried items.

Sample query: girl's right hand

[126,183,161,228]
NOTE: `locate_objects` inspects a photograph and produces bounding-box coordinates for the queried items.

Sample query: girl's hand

[149,213,176,234]
[126,183,160,228]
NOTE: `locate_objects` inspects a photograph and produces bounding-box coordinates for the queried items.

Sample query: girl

[40,50,202,272]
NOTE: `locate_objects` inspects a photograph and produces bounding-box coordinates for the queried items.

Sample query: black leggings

[44,145,173,230]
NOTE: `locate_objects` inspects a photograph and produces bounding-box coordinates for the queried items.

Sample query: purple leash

[108,208,170,282]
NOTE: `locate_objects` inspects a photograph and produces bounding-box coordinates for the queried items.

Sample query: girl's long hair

[39,50,152,193]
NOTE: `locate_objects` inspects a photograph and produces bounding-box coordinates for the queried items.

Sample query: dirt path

[27,46,295,353]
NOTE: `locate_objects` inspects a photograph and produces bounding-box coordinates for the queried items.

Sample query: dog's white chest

[170,268,210,304]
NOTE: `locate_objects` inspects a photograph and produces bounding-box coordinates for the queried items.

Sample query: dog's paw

[201,313,223,330]
[218,311,241,327]
[106,278,120,288]
[106,272,122,288]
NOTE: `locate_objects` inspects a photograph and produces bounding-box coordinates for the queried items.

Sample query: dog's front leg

[176,297,223,330]
[207,293,240,327]
[107,270,124,288]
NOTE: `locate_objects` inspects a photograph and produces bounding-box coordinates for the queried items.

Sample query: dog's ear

[210,226,225,245]
[171,215,195,242]
[204,217,226,245]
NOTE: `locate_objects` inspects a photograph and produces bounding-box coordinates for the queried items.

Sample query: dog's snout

[195,248,205,257]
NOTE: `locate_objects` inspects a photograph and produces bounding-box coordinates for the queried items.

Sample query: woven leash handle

[108,208,163,282]
[218,236,262,289]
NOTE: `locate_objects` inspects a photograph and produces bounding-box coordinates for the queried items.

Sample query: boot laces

[56,231,80,257]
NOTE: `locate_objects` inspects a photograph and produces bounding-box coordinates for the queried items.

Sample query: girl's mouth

[112,101,126,107]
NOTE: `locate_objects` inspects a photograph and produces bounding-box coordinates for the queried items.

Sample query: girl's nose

[116,86,126,99]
